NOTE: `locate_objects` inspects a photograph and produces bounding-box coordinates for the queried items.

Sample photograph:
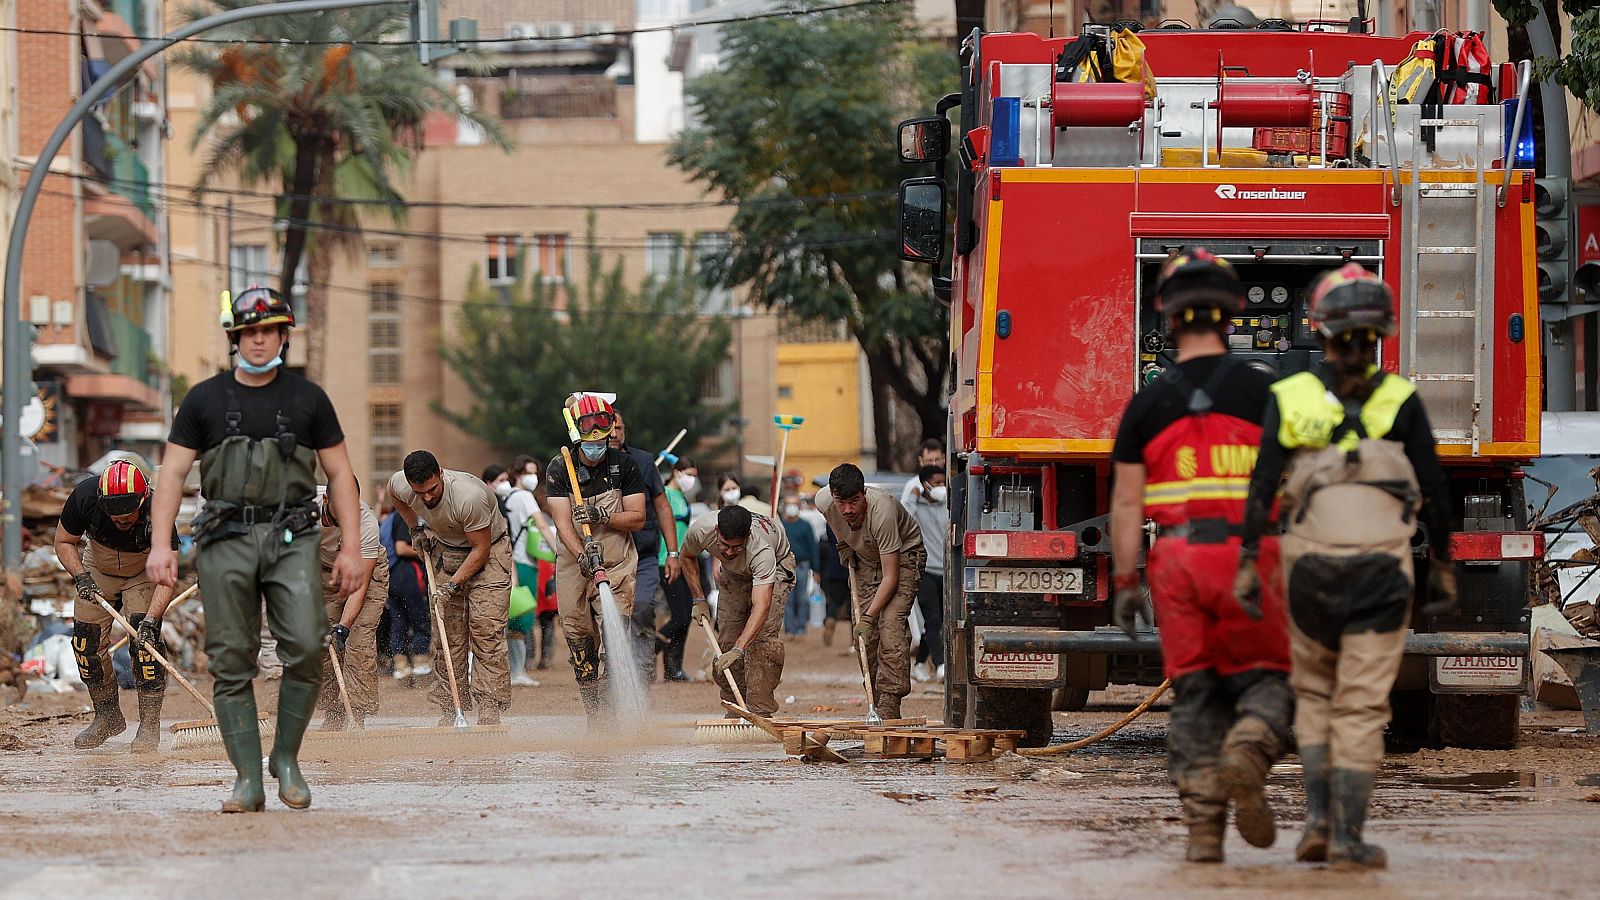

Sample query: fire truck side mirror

[898,117,950,164]
[898,178,946,265]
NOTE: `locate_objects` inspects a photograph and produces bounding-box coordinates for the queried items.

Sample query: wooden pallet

[781,725,1025,763]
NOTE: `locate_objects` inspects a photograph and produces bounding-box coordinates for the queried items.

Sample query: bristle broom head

[691,721,772,744]
[168,715,275,751]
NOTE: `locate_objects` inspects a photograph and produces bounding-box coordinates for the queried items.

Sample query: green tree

[669,1,957,467]
[439,231,735,463]
[1495,0,1600,111]
[175,0,507,379]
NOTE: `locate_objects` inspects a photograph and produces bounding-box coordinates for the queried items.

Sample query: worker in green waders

[147,287,367,813]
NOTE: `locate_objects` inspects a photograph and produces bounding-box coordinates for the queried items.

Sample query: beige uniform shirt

[318,501,384,570]
[681,512,795,586]
[815,485,924,567]
[387,468,507,548]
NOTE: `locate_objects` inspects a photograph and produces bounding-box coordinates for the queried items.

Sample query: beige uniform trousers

[427,539,513,714]
[318,563,388,720]
[851,545,927,718]
[715,572,793,716]
[77,546,158,688]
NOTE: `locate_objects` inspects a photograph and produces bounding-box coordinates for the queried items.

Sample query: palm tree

[175,1,509,378]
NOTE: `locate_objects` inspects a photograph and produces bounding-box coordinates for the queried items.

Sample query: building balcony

[499,79,617,120]
[105,309,159,389]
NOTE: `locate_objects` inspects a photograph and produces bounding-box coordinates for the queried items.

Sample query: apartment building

[14,0,171,472]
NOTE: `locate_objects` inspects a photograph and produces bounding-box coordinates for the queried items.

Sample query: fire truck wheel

[973,686,1054,747]
[1433,693,1521,750]
[1052,686,1090,712]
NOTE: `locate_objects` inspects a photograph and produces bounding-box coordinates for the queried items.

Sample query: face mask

[783,504,800,518]
[493,480,513,499]
[927,485,948,504]
[721,488,741,505]
[676,474,698,495]
[236,351,283,375]
[579,441,607,463]
[520,473,539,493]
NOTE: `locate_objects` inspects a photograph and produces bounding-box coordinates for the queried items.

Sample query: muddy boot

[128,690,163,753]
[662,639,690,682]
[1179,770,1227,863]
[1327,768,1386,870]
[267,680,316,810]
[73,676,127,749]
[1295,745,1331,862]
[477,702,503,727]
[875,696,902,722]
[822,618,837,647]
[319,706,348,732]
[215,695,265,813]
[1218,716,1281,848]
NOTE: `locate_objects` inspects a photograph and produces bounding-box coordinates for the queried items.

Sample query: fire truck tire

[1433,693,1521,750]
[973,686,1054,747]
[1052,686,1090,712]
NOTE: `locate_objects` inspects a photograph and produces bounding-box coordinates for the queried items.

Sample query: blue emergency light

[1502,99,1535,168]
[992,97,1022,167]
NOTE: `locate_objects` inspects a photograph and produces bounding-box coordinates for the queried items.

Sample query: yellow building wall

[775,341,862,490]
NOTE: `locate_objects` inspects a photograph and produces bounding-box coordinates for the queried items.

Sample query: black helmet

[1307,263,1394,338]
[220,285,295,333]
[1155,247,1245,319]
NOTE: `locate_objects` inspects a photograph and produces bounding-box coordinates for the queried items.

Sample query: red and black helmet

[220,285,295,333]
[96,459,149,517]
[1154,247,1246,318]
[1307,263,1395,338]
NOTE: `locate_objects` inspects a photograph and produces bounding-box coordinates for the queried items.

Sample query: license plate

[1432,655,1525,689]
[975,649,1061,682]
[966,566,1084,594]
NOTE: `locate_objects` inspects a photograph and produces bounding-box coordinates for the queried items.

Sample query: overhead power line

[0,0,900,47]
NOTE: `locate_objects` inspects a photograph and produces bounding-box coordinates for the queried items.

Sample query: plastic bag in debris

[22,634,83,691]
[22,545,62,578]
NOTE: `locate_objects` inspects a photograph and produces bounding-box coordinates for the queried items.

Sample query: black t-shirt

[546,447,646,503]
[58,476,175,553]
[623,444,665,554]
[1111,356,1275,464]
[168,370,344,453]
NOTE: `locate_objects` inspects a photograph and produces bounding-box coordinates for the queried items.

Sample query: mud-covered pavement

[3,630,1600,899]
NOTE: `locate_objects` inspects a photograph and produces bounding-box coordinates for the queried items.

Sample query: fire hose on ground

[1017,679,1171,757]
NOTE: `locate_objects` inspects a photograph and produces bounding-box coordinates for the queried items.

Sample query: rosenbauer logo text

[1214,184,1308,201]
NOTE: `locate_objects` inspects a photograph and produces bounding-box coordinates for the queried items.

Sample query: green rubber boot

[214,695,265,813]
[1328,768,1387,870]
[267,680,317,810]
[1295,745,1331,862]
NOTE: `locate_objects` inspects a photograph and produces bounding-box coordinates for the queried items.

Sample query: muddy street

[2,631,1598,899]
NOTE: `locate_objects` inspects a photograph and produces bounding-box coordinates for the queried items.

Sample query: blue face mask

[236,351,284,375]
[579,441,607,463]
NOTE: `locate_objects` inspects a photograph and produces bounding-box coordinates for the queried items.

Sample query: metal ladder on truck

[1401,106,1493,457]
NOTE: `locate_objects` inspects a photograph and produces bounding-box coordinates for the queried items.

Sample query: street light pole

[2,0,407,578]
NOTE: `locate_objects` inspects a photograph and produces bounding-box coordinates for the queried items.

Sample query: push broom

[768,415,805,517]
[689,609,769,743]
[82,584,276,751]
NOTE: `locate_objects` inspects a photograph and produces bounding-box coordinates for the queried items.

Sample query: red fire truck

[897,21,1542,748]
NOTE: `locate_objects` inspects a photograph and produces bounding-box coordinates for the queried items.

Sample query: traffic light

[1534,177,1572,303]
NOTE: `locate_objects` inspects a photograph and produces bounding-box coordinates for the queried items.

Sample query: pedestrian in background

[780,496,820,636]
[611,410,683,682]
[506,465,554,687]
[901,438,948,505]
[380,500,431,680]
[657,457,699,681]
[513,455,561,670]
[904,464,949,682]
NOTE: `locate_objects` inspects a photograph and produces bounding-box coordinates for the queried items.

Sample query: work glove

[713,647,745,674]
[1112,573,1153,639]
[331,624,350,651]
[853,614,877,644]
[411,526,434,557]
[430,580,461,606]
[1232,551,1264,621]
[572,504,610,527]
[578,541,605,579]
[73,571,98,602]
[136,616,163,653]
[1421,560,1459,617]
[691,599,712,624]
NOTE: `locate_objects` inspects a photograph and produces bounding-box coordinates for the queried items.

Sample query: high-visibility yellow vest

[1271,369,1415,452]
